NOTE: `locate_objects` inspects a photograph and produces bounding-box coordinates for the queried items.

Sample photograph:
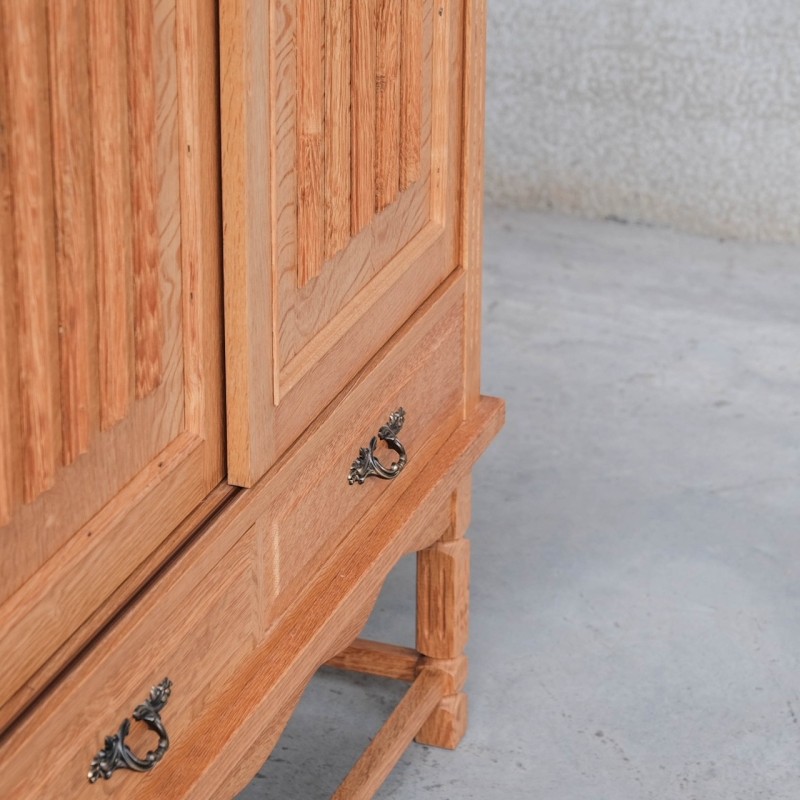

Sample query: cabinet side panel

[461,0,487,412]
[127,0,164,398]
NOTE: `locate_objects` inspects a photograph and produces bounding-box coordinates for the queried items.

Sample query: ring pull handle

[88,678,172,783]
[348,408,408,485]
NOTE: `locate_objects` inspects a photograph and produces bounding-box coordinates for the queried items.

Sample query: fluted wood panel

[48,0,94,465]
[324,0,352,258]
[4,2,60,504]
[0,34,14,527]
[88,0,134,428]
[351,0,376,234]
[400,0,422,190]
[375,0,401,211]
[127,0,164,399]
[295,0,425,285]
[0,0,170,516]
[296,0,325,286]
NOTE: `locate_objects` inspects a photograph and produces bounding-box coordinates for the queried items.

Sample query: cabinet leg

[415,475,472,749]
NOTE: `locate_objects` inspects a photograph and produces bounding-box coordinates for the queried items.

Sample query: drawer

[0,521,268,799]
[264,270,467,618]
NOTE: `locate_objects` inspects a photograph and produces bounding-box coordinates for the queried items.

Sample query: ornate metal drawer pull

[88,678,172,783]
[348,408,408,485]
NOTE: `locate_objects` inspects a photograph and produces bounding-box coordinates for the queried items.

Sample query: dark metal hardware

[348,408,408,485]
[88,678,172,783]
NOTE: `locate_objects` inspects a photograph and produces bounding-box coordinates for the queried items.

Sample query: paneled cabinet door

[222,0,465,486]
[0,0,224,724]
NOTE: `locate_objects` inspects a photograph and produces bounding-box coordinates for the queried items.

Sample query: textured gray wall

[485,1,800,242]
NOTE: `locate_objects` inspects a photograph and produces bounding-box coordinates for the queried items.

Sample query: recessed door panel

[222,0,465,486]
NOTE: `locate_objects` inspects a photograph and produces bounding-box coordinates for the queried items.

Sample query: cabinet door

[222,0,465,486]
[0,0,224,722]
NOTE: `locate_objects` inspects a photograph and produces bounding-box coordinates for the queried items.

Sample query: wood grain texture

[417,538,470,660]
[0,481,236,733]
[0,0,226,728]
[324,0,352,258]
[4,0,59,501]
[326,638,421,682]
[47,0,94,464]
[350,0,376,233]
[461,0,487,413]
[175,0,227,485]
[0,15,17,526]
[400,0,422,190]
[297,0,325,285]
[127,0,163,398]
[332,667,447,800]
[415,470,473,750]
[88,0,134,429]
[268,0,448,482]
[220,0,275,486]
[415,691,468,750]
[0,433,206,717]
[142,395,504,799]
[374,0,401,211]
[274,0,438,370]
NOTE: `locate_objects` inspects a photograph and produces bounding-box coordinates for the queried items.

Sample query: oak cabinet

[0,2,501,798]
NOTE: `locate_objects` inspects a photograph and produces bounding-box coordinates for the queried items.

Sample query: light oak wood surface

[0,3,496,797]
[0,0,224,727]
[222,0,465,487]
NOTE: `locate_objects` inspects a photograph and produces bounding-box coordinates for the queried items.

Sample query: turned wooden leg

[415,474,472,749]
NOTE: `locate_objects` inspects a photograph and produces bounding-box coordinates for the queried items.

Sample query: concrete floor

[239,208,800,799]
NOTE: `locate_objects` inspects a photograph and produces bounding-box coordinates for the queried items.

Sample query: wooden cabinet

[0,2,502,798]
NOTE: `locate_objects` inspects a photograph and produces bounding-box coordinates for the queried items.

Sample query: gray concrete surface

[485,1,800,243]
[239,208,800,799]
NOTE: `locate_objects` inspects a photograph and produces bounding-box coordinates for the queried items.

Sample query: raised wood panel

[48,0,95,465]
[3,1,60,504]
[374,0,402,212]
[400,0,423,191]
[223,0,464,486]
[0,0,224,725]
[127,0,165,399]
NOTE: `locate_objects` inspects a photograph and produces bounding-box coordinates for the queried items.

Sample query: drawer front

[267,271,466,618]
[0,523,266,799]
